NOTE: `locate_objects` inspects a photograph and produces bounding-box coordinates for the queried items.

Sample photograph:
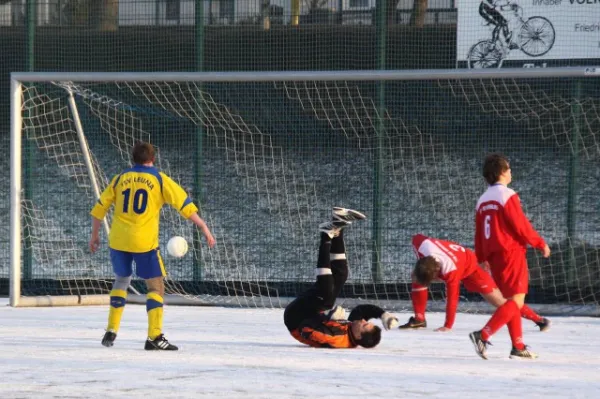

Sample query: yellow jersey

[90,165,198,253]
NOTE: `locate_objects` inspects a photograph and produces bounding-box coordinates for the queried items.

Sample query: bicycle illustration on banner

[467,0,556,69]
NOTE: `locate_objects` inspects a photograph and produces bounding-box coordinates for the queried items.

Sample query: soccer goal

[8,68,600,315]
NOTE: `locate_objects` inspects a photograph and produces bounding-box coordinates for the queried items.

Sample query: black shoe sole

[398,324,427,329]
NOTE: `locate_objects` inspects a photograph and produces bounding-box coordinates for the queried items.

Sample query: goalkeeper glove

[326,305,346,321]
[381,312,400,330]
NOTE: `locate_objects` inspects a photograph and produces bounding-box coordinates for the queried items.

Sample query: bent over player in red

[283,208,399,349]
[400,234,504,332]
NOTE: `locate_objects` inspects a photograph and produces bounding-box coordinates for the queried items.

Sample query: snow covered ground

[1,298,599,399]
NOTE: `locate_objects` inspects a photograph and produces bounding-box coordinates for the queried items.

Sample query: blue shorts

[110,248,166,280]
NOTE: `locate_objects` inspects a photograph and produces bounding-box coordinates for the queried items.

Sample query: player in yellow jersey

[89,141,216,350]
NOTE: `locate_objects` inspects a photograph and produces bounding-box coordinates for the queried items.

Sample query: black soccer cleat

[469,330,492,360]
[509,346,538,359]
[536,317,551,332]
[101,330,117,347]
[332,207,367,223]
[398,316,427,329]
[144,334,179,351]
[319,220,351,239]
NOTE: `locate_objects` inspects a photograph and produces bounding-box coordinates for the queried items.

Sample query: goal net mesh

[11,74,600,314]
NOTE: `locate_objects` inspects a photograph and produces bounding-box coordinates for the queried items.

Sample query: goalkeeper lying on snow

[283,208,399,349]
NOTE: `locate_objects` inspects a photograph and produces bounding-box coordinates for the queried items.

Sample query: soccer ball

[167,236,188,258]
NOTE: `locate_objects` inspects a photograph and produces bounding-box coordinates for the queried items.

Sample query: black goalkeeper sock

[330,230,345,254]
[316,274,335,309]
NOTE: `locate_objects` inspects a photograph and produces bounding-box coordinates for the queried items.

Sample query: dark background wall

[0,25,456,127]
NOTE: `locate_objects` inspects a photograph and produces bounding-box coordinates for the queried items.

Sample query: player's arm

[348,304,384,321]
[89,175,118,253]
[440,278,460,331]
[498,0,515,11]
[348,304,399,330]
[491,0,511,8]
[188,213,216,248]
[161,173,216,248]
[504,195,550,257]
[474,212,486,263]
[410,237,430,324]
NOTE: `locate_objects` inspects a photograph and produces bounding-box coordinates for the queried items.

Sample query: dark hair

[482,153,510,185]
[132,141,155,165]
[356,326,382,349]
[413,256,441,286]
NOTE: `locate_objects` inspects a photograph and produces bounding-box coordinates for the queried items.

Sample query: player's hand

[434,326,451,332]
[480,261,491,273]
[327,305,346,321]
[89,235,101,253]
[541,244,551,258]
[381,312,400,330]
[204,231,216,248]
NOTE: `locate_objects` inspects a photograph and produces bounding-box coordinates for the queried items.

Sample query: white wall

[0,0,53,27]
[0,3,12,26]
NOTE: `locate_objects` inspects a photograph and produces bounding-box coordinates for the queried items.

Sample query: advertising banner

[457,0,600,68]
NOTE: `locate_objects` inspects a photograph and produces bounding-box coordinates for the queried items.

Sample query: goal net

[8,69,600,315]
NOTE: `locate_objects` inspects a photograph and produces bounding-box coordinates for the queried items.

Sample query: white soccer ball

[167,236,188,258]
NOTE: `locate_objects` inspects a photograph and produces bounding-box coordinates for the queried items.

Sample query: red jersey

[412,234,478,328]
[475,184,546,264]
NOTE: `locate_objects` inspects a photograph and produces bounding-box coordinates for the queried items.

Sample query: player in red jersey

[469,153,551,359]
[399,234,507,332]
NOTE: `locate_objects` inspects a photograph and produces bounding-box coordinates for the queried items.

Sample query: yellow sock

[106,289,127,332]
[146,292,164,340]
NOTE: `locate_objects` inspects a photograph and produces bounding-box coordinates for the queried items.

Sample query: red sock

[411,282,428,321]
[520,304,543,323]
[507,311,525,350]
[481,300,518,341]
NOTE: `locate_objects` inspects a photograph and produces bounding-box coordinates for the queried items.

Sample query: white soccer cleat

[319,220,351,239]
[332,207,366,223]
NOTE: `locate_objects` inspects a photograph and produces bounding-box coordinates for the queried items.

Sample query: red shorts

[462,267,496,295]
[488,249,529,297]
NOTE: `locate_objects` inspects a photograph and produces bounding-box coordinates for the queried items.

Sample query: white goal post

[9,68,600,315]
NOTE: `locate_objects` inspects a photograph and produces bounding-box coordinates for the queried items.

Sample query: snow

[1,298,599,399]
